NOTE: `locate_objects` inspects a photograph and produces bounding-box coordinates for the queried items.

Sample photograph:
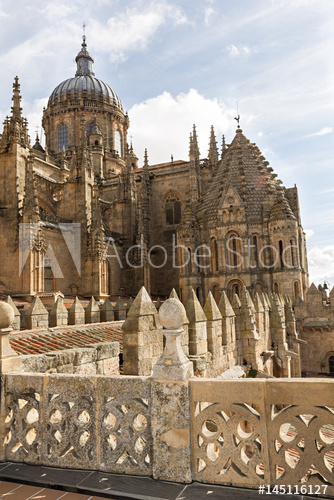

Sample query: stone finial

[122,286,161,334]
[0,301,22,372]
[169,288,180,300]
[253,292,264,313]
[5,296,20,330]
[24,296,49,329]
[114,296,127,320]
[159,298,187,330]
[153,298,193,381]
[126,287,157,318]
[85,296,100,323]
[155,297,162,311]
[218,291,235,317]
[232,293,241,315]
[68,296,85,325]
[185,289,206,323]
[203,292,222,321]
[100,297,114,322]
[50,296,68,327]
[0,301,14,329]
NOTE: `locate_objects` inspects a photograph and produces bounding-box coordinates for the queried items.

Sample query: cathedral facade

[0,38,309,303]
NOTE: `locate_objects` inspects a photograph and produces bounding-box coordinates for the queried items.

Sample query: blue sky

[0,0,333,285]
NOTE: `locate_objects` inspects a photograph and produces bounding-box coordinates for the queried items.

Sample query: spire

[220,134,227,159]
[141,149,151,243]
[0,77,30,149]
[189,126,201,202]
[75,30,95,76]
[11,76,22,119]
[208,125,218,173]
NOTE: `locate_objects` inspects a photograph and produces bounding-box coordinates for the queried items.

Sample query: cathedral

[0,36,309,304]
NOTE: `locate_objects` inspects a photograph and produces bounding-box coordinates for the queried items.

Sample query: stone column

[152,298,193,483]
[122,287,163,375]
[203,291,223,376]
[0,301,22,373]
[186,289,208,376]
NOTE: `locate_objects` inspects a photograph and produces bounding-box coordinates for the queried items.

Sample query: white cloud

[303,127,333,138]
[227,44,251,57]
[308,245,334,286]
[204,7,215,26]
[304,229,314,238]
[128,89,236,165]
[89,3,188,62]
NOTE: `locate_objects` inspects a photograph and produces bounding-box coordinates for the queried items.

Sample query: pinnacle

[127,286,158,317]
[203,291,222,321]
[70,296,85,312]
[169,288,180,300]
[218,291,235,317]
[185,289,206,322]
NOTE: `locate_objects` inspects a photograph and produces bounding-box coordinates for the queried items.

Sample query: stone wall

[294,283,334,375]
[122,286,302,379]
[20,341,119,375]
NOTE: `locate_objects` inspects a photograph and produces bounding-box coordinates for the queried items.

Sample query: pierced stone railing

[190,378,334,494]
[1,373,152,476]
[0,296,333,495]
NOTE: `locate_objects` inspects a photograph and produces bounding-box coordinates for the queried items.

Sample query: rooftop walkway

[0,462,323,499]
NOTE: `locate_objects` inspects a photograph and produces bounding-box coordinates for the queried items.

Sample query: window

[274,282,279,294]
[226,233,241,269]
[253,235,259,267]
[165,194,181,225]
[187,248,192,274]
[329,356,334,374]
[210,238,219,272]
[294,281,300,300]
[58,124,68,151]
[290,239,296,267]
[279,240,284,268]
[115,130,122,156]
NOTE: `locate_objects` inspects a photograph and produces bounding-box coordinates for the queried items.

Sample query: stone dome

[48,37,123,112]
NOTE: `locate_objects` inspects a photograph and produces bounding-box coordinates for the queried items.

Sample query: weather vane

[234,99,240,128]
[82,22,86,44]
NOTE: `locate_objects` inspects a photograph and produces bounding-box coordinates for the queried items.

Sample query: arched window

[187,248,192,274]
[165,194,181,225]
[290,239,296,267]
[210,238,219,272]
[196,286,202,304]
[226,233,242,269]
[293,281,300,300]
[253,235,259,267]
[227,279,243,301]
[329,356,334,374]
[58,124,68,151]
[115,130,122,156]
[274,282,279,294]
[232,283,240,297]
[212,284,221,304]
[279,240,284,268]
